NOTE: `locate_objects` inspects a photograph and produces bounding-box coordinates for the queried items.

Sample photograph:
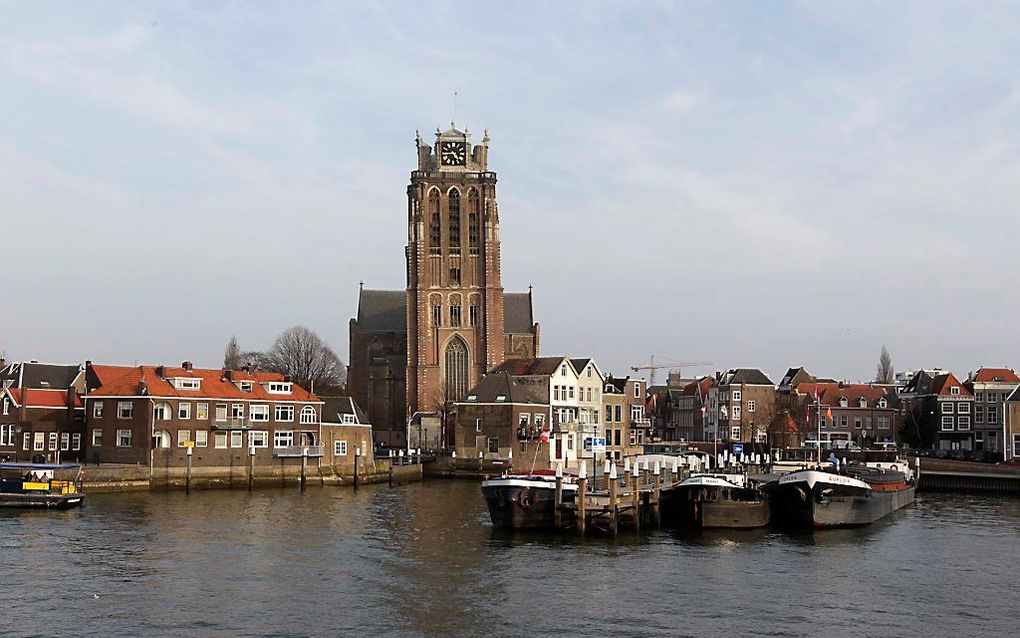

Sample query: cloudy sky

[2,1,1018,384]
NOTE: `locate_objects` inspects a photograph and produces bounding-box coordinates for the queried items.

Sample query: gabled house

[319,396,375,474]
[808,383,899,447]
[602,375,648,460]
[965,368,1020,456]
[0,360,86,462]
[901,370,974,450]
[453,371,551,467]
[711,368,776,444]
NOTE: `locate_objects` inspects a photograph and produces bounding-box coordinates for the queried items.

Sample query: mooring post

[248,445,255,491]
[478,451,483,475]
[554,463,563,530]
[186,445,193,495]
[608,462,619,535]
[300,447,307,491]
[354,446,361,491]
[652,461,661,527]
[631,460,640,531]
[577,461,587,537]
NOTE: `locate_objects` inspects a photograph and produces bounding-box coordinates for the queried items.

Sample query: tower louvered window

[429,190,441,254]
[468,189,480,255]
[448,189,461,254]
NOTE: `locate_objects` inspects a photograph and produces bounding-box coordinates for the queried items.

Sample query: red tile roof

[6,388,81,409]
[88,365,319,402]
[797,382,839,398]
[817,384,891,407]
[932,373,971,397]
[971,368,1020,384]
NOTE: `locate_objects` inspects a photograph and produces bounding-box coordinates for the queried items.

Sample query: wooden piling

[354,448,360,491]
[652,462,661,527]
[554,469,563,530]
[185,447,193,495]
[577,474,587,537]
[248,448,255,492]
[608,465,618,535]
[300,448,307,491]
[631,466,640,532]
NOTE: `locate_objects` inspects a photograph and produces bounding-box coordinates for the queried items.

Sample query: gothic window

[450,267,461,286]
[450,300,462,327]
[429,189,441,254]
[432,303,441,327]
[468,189,480,255]
[448,188,461,254]
[469,301,478,326]
[445,337,470,402]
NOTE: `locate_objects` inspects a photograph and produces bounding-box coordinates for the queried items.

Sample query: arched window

[448,188,461,254]
[153,430,171,448]
[444,337,470,402]
[153,402,172,420]
[468,189,480,255]
[429,189,441,253]
[300,406,317,424]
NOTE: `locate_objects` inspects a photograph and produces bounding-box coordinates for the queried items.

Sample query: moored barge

[662,473,769,529]
[481,470,577,529]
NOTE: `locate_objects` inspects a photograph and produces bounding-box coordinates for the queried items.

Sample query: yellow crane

[630,355,713,386]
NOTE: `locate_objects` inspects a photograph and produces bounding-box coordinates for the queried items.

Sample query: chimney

[224,370,234,381]
[155,365,166,378]
[0,357,5,369]
[182,361,193,372]
[283,374,292,383]
[137,380,148,396]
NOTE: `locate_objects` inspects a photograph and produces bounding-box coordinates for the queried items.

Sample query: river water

[1,480,1018,638]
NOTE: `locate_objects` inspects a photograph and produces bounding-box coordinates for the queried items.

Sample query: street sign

[732,443,744,456]
[584,436,607,453]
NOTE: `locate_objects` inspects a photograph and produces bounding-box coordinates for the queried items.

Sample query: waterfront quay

[3,480,1019,638]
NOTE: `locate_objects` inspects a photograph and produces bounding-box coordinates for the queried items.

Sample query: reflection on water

[1,483,1018,638]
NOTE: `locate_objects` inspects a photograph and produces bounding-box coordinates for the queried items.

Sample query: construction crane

[630,355,713,386]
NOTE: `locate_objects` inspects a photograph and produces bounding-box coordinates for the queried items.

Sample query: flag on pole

[538,429,550,444]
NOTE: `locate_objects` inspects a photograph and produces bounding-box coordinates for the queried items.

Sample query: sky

[2,1,1019,385]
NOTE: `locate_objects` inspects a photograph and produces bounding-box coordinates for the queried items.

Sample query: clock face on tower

[440,141,467,166]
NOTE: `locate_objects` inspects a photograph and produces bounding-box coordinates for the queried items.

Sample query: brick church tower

[407,126,507,416]
[348,127,539,447]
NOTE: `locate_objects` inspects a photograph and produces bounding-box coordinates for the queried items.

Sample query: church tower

[406,126,505,415]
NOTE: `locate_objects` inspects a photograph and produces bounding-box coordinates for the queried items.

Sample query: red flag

[539,429,550,444]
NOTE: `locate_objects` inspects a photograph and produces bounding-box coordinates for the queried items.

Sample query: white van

[829,439,862,451]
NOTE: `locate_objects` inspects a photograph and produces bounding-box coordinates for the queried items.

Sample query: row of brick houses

[0,359,375,481]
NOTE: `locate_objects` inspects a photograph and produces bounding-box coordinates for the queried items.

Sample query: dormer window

[239,381,253,393]
[859,398,867,408]
[839,397,848,408]
[496,395,507,402]
[266,382,292,394]
[342,413,357,425]
[950,386,960,395]
[467,394,477,401]
[173,378,201,391]
[878,399,887,408]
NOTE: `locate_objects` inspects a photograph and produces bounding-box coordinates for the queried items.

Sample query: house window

[334,440,348,456]
[840,416,849,427]
[300,406,317,424]
[1014,434,1020,458]
[975,392,985,402]
[879,416,891,430]
[614,405,622,422]
[214,432,228,449]
[196,403,208,420]
[854,418,862,429]
[475,419,483,433]
[634,384,640,399]
[0,424,12,446]
[614,429,621,446]
[276,404,295,422]
[274,430,294,448]
[231,404,245,420]
[195,430,208,447]
[60,432,70,451]
[249,430,269,448]
[93,401,103,418]
[732,390,741,402]
[941,416,954,431]
[957,416,971,430]
[942,403,954,414]
[266,382,292,394]
[878,399,887,408]
[731,426,741,440]
[950,386,960,395]
[48,432,57,451]
[839,398,848,408]
[535,414,544,427]
[561,365,567,377]
[250,405,269,422]
[239,381,253,392]
[92,429,103,446]
[487,437,499,453]
[175,378,201,390]
[631,406,643,422]
[450,302,461,326]
[569,387,575,400]
[975,407,984,423]
[71,433,81,451]
[179,403,191,420]
[988,406,998,423]
[733,406,741,420]
[116,429,132,447]
[230,431,243,448]
[33,432,45,451]
[605,405,612,422]
[747,400,756,413]
[553,386,559,401]
[958,402,971,414]
[1,397,7,416]
[858,398,867,408]
[177,430,191,447]
[216,405,228,422]
[117,402,133,419]
[342,414,356,424]
[23,433,30,451]
[153,402,171,420]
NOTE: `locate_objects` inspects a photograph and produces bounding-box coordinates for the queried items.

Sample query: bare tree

[223,335,242,370]
[261,326,346,394]
[876,346,894,384]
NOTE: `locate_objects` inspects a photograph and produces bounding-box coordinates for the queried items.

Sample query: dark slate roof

[504,292,534,334]
[0,362,82,389]
[570,358,592,374]
[490,357,566,377]
[722,368,775,386]
[458,372,548,404]
[320,396,369,425]
[356,289,406,333]
[355,289,535,334]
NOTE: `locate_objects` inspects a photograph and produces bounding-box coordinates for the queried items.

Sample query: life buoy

[890,464,898,472]
[518,487,533,509]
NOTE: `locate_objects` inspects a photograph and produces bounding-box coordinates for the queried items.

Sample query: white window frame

[231,403,245,420]
[32,432,45,451]
[957,402,971,414]
[249,404,270,423]
[178,402,191,420]
[342,414,356,425]
[942,402,954,414]
[23,432,30,451]
[941,416,954,431]
[950,386,960,396]
[92,429,103,446]
[730,426,741,440]
[177,430,191,447]
[230,431,243,448]
[92,401,103,418]
[215,404,228,422]
[957,416,971,430]
[334,440,348,456]
[117,401,133,419]
[196,402,209,421]
[634,384,640,399]
[300,406,317,425]
[71,433,81,451]
[275,404,295,422]
[48,432,57,451]
[214,432,228,449]
[747,400,756,413]
[249,430,269,448]
[274,430,294,448]
[732,406,741,420]
[195,430,208,448]
[266,382,292,394]
[60,432,70,451]
[732,390,741,402]
[116,429,132,447]
[174,378,201,390]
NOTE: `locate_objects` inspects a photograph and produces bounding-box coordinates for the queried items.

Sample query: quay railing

[272,445,323,458]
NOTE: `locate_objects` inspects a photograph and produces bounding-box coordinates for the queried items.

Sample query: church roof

[355,289,535,334]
